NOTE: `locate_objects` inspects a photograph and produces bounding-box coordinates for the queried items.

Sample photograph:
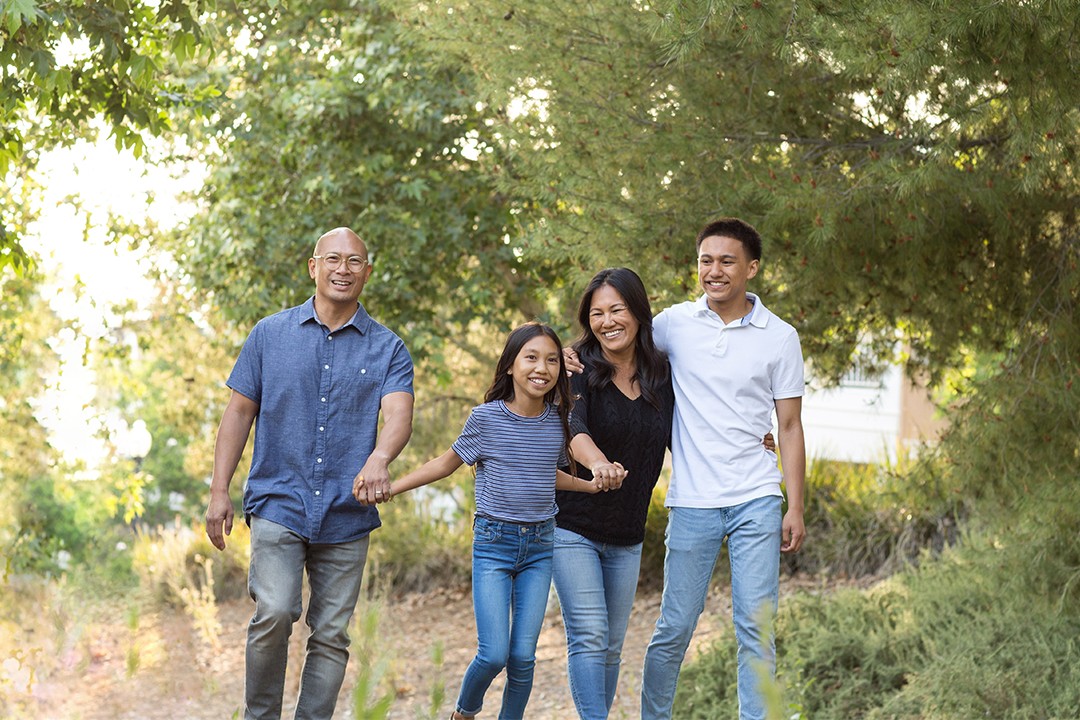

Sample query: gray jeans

[245,515,369,720]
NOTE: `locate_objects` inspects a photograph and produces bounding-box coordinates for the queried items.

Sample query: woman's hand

[590,461,627,491]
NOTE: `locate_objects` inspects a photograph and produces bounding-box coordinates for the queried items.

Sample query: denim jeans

[641,496,782,720]
[456,515,555,720]
[246,515,369,720]
[552,527,642,720]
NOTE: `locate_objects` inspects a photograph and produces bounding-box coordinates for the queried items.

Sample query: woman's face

[588,284,640,359]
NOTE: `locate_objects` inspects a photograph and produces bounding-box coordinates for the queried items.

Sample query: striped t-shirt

[452,400,569,523]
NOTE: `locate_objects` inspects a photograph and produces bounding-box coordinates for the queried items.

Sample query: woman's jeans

[246,515,369,720]
[456,515,555,720]
[552,527,642,720]
[641,496,782,720]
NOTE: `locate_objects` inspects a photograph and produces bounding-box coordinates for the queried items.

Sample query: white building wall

[800,364,906,464]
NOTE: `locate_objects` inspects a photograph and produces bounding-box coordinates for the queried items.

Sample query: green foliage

[787,458,961,579]
[398,0,1080,384]
[131,520,250,606]
[0,0,221,271]
[367,489,473,593]
[168,0,565,366]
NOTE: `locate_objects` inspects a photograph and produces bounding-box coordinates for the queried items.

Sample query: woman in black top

[554,267,674,720]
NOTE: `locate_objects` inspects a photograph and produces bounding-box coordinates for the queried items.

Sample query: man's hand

[205,492,235,551]
[353,456,393,505]
[563,346,584,375]
[781,509,805,553]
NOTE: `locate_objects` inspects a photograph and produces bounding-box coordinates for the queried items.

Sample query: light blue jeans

[456,515,555,720]
[641,496,782,720]
[552,527,642,720]
[246,515,369,720]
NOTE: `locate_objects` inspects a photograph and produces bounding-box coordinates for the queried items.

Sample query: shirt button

[317,458,323,463]
[319,426,325,432]
[315,490,321,496]
[321,397,326,402]
[360,368,366,374]
[327,335,333,340]
[324,364,330,370]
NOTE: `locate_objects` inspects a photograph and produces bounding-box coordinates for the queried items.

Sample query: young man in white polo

[641,217,806,720]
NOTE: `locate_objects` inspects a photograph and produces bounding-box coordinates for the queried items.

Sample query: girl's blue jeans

[455,515,555,720]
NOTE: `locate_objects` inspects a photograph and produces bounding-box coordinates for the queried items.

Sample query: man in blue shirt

[204,227,414,720]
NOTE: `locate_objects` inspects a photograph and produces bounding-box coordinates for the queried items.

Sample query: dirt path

[29,576,831,719]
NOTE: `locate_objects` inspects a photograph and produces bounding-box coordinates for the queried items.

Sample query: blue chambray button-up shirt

[227,297,414,543]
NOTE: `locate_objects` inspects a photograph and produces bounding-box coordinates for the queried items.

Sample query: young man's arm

[775,396,806,553]
[205,390,259,550]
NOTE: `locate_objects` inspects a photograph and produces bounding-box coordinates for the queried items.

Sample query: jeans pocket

[472,517,500,544]
[554,526,587,548]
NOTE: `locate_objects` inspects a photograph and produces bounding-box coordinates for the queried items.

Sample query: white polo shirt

[654,293,804,508]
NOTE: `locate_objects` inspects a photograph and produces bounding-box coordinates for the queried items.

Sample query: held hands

[353,456,394,505]
[590,461,627,492]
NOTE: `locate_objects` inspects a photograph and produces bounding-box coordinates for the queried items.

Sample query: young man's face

[697,234,759,310]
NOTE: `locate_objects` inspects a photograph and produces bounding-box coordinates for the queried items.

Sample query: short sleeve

[226,322,264,403]
[772,330,805,399]
[451,407,484,466]
[381,338,415,397]
[569,372,591,438]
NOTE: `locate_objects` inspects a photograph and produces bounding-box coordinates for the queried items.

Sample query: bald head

[314,227,368,257]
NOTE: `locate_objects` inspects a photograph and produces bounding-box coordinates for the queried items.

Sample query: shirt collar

[692,293,768,328]
[299,296,372,334]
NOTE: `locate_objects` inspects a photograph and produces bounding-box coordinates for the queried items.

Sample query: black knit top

[556,365,675,545]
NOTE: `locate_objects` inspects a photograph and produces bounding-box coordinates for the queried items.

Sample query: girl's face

[588,284,639,358]
[508,334,562,403]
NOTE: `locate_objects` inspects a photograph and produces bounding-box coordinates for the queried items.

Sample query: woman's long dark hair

[484,322,576,473]
[572,267,669,410]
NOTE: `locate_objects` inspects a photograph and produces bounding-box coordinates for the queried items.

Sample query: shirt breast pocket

[341,375,380,416]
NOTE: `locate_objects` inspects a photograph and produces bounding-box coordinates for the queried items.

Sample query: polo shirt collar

[299,296,373,334]
[692,293,769,328]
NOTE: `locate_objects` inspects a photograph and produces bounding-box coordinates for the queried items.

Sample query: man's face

[697,234,759,309]
[308,230,373,306]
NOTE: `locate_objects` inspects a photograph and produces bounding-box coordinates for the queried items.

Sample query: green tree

[397,0,1078,381]
[168,0,563,375]
[0,0,218,271]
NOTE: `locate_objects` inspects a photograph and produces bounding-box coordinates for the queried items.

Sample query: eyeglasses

[313,254,369,272]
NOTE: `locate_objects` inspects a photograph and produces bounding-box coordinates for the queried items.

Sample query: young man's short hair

[695,218,762,261]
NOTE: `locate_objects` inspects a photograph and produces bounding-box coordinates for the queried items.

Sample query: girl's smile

[506,335,561,414]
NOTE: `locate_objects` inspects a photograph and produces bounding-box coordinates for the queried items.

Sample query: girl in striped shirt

[358,322,622,720]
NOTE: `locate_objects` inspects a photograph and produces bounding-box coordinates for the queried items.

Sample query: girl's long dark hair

[571,267,669,410]
[484,322,576,473]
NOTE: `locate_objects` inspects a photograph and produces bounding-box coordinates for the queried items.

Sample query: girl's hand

[763,432,776,452]
[590,461,627,491]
